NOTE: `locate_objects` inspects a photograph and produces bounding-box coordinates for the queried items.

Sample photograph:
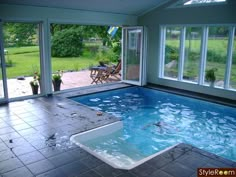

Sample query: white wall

[138,3,236,100]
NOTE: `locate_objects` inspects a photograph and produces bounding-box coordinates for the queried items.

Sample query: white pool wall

[70,121,179,170]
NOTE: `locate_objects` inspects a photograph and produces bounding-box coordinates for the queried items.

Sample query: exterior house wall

[138,2,236,100]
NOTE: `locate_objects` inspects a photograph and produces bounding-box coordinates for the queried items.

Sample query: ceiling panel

[0,0,170,15]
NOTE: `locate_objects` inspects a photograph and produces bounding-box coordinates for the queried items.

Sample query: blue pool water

[71,87,236,162]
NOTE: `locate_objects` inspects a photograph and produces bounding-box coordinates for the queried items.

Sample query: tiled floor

[0,83,235,177]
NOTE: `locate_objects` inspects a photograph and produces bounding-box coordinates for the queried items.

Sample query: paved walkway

[2,70,120,98]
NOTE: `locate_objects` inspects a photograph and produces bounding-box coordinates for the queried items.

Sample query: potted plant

[52,70,63,91]
[30,72,40,95]
[205,68,217,87]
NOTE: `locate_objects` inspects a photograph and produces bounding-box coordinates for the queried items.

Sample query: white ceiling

[0,0,172,16]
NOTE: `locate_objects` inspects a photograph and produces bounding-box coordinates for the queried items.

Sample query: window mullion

[224,27,235,89]
[178,27,186,81]
[199,26,208,85]
[159,27,166,78]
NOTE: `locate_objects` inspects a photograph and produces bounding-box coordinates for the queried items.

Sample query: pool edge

[70,121,180,170]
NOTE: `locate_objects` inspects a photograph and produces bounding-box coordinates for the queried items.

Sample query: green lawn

[165,39,236,88]
[5,46,99,78]
[4,43,236,89]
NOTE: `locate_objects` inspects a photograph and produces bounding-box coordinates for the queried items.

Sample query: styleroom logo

[198,168,236,177]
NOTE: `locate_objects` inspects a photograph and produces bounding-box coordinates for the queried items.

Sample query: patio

[0,83,235,177]
[5,69,120,98]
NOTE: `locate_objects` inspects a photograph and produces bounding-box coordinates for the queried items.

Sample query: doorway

[2,22,42,99]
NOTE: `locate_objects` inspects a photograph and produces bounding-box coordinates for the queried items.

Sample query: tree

[4,23,38,47]
[51,28,84,57]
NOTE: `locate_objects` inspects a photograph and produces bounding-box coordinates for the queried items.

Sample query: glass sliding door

[122,27,146,85]
[3,22,41,98]
[0,28,6,101]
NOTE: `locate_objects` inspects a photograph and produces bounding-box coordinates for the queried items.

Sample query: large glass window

[230,29,236,89]
[183,27,202,82]
[160,25,235,92]
[204,26,229,87]
[164,27,181,79]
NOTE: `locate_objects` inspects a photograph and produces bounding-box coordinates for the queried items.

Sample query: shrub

[205,68,217,83]
[165,45,179,63]
[51,29,84,57]
[207,50,226,63]
[5,59,13,67]
[95,47,118,64]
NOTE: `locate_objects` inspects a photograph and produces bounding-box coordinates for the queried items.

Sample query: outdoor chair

[111,60,121,79]
[102,66,114,82]
[90,69,105,84]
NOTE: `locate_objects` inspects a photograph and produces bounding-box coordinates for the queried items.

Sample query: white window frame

[159,24,236,91]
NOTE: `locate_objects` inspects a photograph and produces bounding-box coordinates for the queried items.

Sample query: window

[128,30,139,50]
[164,27,181,79]
[205,26,229,87]
[183,27,202,82]
[184,0,226,6]
[160,25,235,91]
[230,28,236,89]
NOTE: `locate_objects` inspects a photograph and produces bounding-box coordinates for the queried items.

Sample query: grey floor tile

[204,159,232,168]
[12,144,36,156]
[59,160,90,177]
[149,169,174,177]
[29,140,48,150]
[17,128,38,136]
[0,142,8,152]
[18,150,46,165]
[176,151,209,169]
[67,147,90,160]
[48,152,76,167]
[27,159,55,175]
[0,127,16,135]
[147,154,173,169]
[130,163,156,177]
[6,119,26,126]
[80,154,104,169]
[36,168,66,177]
[2,166,34,177]
[77,170,102,177]
[39,147,63,158]
[4,137,30,148]
[0,122,9,129]
[0,157,24,174]
[0,150,16,162]
[162,161,195,177]
[12,123,32,131]
[0,132,21,141]
[117,172,137,177]
[94,163,125,177]
[27,120,47,127]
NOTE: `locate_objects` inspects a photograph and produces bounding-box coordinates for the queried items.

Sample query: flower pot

[53,80,62,91]
[210,81,215,87]
[31,85,39,95]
